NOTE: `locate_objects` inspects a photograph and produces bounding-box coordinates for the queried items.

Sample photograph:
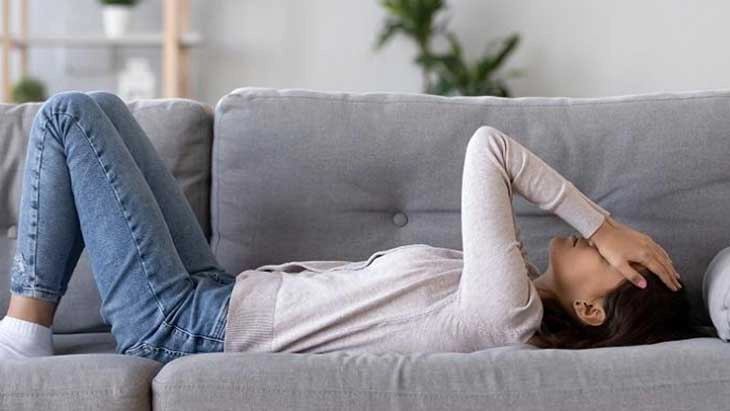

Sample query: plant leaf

[375,19,405,49]
[476,33,520,79]
[501,67,527,79]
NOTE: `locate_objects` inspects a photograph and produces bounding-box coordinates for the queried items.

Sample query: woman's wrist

[588,215,613,244]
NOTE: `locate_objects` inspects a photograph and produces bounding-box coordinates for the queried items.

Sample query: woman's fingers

[643,235,678,273]
[596,219,682,292]
[652,241,680,277]
[640,252,680,291]
[620,262,646,289]
[639,234,682,289]
[645,239,681,284]
[651,243,681,282]
[657,243,673,266]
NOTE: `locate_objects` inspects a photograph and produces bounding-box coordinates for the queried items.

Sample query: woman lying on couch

[0,91,705,364]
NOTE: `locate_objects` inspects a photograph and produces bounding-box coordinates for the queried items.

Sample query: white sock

[0,316,54,359]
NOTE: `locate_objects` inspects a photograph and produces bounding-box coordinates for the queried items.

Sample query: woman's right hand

[588,216,682,291]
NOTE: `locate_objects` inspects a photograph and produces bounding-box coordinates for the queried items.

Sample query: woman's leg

[85,91,235,361]
[85,91,229,280]
[5,91,231,360]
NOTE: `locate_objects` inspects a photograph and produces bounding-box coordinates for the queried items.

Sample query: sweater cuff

[553,182,610,239]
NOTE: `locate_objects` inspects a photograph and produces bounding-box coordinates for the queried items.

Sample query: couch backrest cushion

[212,87,730,327]
[0,97,214,333]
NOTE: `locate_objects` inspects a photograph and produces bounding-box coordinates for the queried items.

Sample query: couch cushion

[152,337,729,411]
[53,331,117,354]
[0,97,214,333]
[212,87,730,327]
[1,333,160,411]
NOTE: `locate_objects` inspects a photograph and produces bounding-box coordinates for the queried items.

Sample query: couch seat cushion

[0,332,161,410]
[152,338,730,411]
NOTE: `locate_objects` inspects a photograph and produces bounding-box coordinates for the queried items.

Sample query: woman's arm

[457,126,610,334]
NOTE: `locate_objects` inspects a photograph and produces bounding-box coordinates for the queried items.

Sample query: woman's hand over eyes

[588,216,682,291]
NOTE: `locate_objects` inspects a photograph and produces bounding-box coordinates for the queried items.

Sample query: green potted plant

[99,0,140,38]
[11,77,47,103]
[374,0,524,97]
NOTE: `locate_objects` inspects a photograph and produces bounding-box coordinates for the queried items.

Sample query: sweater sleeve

[457,126,610,338]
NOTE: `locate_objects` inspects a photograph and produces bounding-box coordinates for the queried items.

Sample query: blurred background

[1,0,729,106]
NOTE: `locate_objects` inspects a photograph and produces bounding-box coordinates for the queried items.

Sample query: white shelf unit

[0,0,200,102]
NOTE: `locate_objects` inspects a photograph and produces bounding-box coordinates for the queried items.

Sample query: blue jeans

[9,90,235,364]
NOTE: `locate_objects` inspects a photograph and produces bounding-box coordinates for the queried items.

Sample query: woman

[0,91,695,364]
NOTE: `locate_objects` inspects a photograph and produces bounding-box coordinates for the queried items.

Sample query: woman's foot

[0,316,54,359]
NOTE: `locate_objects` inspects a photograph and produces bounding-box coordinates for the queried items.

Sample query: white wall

[8,0,730,105]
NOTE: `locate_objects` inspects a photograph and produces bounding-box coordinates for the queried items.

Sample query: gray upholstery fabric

[213,87,730,328]
[0,333,160,411]
[0,98,214,334]
[53,331,117,355]
[152,338,730,411]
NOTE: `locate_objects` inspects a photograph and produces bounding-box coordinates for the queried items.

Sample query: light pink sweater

[223,126,610,353]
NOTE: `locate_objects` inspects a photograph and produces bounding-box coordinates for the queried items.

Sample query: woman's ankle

[6,295,56,328]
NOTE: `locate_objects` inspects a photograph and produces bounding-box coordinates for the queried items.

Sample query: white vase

[102,5,132,38]
[118,57,157,100]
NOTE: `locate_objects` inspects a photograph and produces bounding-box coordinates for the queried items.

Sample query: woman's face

[545,234,628,325]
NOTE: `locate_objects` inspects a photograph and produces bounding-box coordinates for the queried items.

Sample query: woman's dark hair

[530,264,715,349]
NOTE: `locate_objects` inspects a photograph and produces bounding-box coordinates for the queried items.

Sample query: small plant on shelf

[11,77,47,103]
[374,0,524,97]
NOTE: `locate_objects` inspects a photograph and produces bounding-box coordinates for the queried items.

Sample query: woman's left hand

[588,216,682,291]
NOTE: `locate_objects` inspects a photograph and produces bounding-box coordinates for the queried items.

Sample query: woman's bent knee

[87,90,126,110]
[42,91,96,112]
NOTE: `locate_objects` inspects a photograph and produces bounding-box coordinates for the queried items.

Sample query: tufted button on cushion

[392,211,408,227]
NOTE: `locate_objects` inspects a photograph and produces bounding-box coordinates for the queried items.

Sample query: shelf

[2,0,196,101]
[4,32,202,48]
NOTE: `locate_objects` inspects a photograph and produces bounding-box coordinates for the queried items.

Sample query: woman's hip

[118,272,234,364]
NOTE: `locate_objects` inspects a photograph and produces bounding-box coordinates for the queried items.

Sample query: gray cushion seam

[130,101,212,114]
[0,387,149,397]
[211,95,223,255]
[0,101,213,119]
[151,376,730,397]
[220,92,730,108]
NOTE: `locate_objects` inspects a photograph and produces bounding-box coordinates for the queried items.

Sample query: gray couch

[1,87,729,410]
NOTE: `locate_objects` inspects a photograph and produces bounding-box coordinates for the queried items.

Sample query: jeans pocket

[194,270,235,286]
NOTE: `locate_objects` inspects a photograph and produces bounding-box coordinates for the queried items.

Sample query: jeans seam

[161,320,225,343]
[10,121,64,302]
[44,110,168,318]
[9,286,60,304]
[211,294,230,340]
[125,342,190,359]
[29,121,45,293]
[143,343,190,357]
[11,283,61,296]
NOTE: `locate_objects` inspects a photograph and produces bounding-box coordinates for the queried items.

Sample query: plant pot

[102,5,132,38]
